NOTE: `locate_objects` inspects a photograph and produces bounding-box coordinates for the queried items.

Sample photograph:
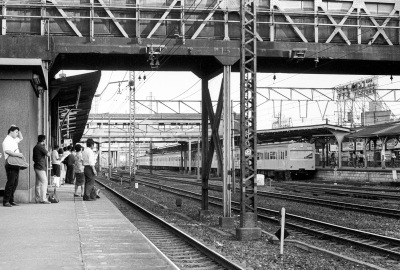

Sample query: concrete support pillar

[201,78,209,212]
[220,65,234,227]
[0,60,47,203]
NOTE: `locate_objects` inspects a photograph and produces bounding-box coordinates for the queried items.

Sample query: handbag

[48,188,59,203]
[6,155,29,170]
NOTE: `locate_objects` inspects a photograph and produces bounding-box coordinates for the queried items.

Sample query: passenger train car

[137,142,315,179]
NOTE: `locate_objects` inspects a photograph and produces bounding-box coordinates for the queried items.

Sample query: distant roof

[346,121,400,138]
[51,71,101,144]
[257,124,351,143]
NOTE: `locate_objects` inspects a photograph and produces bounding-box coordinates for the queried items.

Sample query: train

[137,142,315,180]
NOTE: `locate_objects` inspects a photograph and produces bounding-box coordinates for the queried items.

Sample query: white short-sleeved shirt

[2,135,21,160]
[82,147,96,166]
[51,149,60,165]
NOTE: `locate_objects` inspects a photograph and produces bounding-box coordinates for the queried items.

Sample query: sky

[61,70,400,130]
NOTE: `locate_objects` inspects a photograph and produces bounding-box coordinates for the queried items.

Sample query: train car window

[264,152,269,159]
[285,151,288,158]
[257,152,263,160]
[270,152,276,159]
[290,150,314,159]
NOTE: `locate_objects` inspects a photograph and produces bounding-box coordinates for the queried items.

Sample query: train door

[277,149,285,170]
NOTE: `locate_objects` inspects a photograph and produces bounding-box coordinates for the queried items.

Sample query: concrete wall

[0,73,39,203]
[314,170,398,183]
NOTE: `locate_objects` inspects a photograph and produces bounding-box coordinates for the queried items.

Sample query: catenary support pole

[236,0,261,240]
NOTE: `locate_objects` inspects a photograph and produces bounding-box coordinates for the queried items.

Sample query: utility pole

[129,71,136,186]
[237,0,261,240]
[108,113,111,181]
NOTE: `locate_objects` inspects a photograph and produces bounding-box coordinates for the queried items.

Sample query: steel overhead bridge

[1,0,400,76]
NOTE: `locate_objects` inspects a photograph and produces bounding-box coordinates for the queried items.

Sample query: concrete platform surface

[0,185,179,270]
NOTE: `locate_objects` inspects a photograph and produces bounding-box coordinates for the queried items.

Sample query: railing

[1,0,400,45]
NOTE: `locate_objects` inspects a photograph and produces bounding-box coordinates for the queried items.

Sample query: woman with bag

[2,125,23,207]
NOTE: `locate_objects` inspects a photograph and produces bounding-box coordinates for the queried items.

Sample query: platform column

[321,142,326,168]
[188,138,192,175]
[380,137,387,169]
[364,138,368,168]
[98,137,102,174]
[197,138,200,180]
[372,138,377,167]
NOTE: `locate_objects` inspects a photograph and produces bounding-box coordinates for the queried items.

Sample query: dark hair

[38,135,46,143]
[86,138,94,147]
[53,145,59,150]
[63,147,67,151]
[74,144,82,152]
[58,149,64,155]
[67,145,72,151]
[8,126,19,134]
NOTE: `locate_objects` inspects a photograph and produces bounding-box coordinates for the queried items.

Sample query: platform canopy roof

[257,124,351,144]
[346,121,400,139]
[50,71,101,144]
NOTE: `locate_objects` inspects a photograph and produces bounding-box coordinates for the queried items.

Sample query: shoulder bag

[6,151,29,170]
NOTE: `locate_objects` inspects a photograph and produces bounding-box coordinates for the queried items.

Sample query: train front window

[290,150,313,159]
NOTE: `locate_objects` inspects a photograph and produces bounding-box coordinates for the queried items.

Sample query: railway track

[96,179,245,270]
[112,173,400,261]
[275,182,400,193]
[279,184,400,200]
[121,170,400,219]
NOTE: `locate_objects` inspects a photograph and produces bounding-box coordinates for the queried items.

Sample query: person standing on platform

[73,144,85,197]
[391,150,396,168]
[358,150,365,168]
[381,148,386,169]
[2,125,23,207]
[58,148,66,185]
[33,135,51,204]
[51,145,61,187]
[82,138,97,201]
[64,145,75,184]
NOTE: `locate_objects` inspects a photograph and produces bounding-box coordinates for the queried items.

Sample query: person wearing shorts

[51,145,61,187]
[73,144,85,197]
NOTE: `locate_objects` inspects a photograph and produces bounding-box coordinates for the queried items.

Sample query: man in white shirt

[2,125,23,207]
[51,145,61,187]
[82,138,97,201]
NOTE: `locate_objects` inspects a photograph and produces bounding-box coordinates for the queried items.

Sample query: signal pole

[129,71,136,186]
[236,0,261,240]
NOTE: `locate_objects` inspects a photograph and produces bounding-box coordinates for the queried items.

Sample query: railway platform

[0,185,179,270]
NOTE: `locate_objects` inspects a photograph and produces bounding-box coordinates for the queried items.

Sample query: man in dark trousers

[65,145,75,184]
[33,135,52,204]
[82,139,98,201]
[2,125,23,207]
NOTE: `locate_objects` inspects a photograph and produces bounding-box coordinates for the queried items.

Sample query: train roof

[258,124,351,143]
